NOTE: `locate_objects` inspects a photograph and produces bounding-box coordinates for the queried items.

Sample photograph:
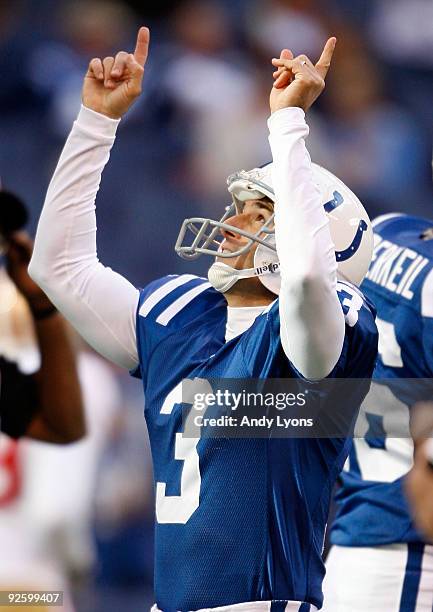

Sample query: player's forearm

[268,107,344,379]
[29,106,139,369]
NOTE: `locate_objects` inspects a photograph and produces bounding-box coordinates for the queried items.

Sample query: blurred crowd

[1,0,432,285]
[0,0,432,609]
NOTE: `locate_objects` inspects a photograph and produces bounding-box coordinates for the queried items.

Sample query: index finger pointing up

[315,37,337,79]
[134,26,150,67]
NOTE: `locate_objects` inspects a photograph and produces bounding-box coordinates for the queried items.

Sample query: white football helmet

[175,162,373,294]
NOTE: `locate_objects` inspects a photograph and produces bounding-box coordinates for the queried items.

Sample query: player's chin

[215,252,252,270]
[215,254,238,267]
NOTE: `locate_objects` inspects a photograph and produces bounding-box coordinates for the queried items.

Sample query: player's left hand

[5,231,54,313]
[269,37,336,114]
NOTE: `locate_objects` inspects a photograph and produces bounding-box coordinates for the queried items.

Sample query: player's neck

[224,279,276,307]
[225,294,274,307]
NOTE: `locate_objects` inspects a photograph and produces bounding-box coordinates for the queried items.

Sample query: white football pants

[322,544,433,611]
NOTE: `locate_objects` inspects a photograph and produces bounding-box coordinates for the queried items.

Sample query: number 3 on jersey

[156,380,202,524]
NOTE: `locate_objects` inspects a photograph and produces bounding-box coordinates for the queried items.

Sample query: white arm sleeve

[29,106,139,370]
[268,107,345,379]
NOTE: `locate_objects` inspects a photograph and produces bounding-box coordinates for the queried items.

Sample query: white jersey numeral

[349,318,413,481]
[155,381,201,524]
[351,383,413,481]
[376,317,403,367]
[337,282,364,327]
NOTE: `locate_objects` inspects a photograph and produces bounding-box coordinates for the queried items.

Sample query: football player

[0,214,84,444]
[29,27,378,611]
[321,212,433,611]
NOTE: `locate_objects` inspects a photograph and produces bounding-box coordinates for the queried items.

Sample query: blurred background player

[0,317,124,612]
[0,189,84,611]
[321,212,433,610]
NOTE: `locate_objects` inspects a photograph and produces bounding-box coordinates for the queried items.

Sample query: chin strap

[208,261,280,293]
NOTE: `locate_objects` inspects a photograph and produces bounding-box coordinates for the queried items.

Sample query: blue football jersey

[134,274,377,611]
[331,213,433,548]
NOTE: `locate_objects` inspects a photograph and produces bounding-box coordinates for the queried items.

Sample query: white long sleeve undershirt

[29,107,139,370]
[269,108,345,379]
[29,105,344,378]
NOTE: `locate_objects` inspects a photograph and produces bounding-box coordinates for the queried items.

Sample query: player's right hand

[82,26,150,120]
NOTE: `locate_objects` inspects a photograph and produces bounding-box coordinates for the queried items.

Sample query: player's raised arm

[267,38,345,379]
[29,27,150,370]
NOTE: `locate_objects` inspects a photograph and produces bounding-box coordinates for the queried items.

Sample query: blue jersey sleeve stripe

[156,281,211,326]
[139,274,198,318]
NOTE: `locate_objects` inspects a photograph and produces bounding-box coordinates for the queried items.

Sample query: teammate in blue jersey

[29,27,378,611]
[323,213,433,611]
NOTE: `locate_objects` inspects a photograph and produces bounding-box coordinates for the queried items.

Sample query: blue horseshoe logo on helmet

[323,191,368,262]
[334,220,368,261]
